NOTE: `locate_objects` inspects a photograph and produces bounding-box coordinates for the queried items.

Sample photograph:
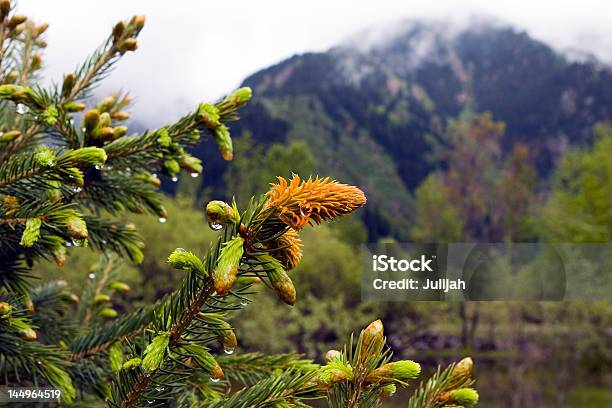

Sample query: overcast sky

[20,0,612,127]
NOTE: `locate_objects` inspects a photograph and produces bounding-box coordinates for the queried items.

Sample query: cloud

[20,0,612,127]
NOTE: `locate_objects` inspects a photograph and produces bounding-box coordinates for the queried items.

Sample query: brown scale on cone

[264,174,367,230]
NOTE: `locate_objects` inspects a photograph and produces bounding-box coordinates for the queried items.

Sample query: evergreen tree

[0,3,477,406]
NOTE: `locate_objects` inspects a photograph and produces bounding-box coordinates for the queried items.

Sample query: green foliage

[411,174,464,242]
[412,112,537,242]
[539,123,612,242]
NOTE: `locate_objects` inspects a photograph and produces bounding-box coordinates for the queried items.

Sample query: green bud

[20,218,41,247]
[113,125,128,138]
[140,172,161,187]
[260,255,296,305]
[63,102,86,112]
[325,350,341,362]
[167,248,205,274]
[51,245,67,269]
[4,70,18,83]
[213,124,233,161]
[163,159,180,176]
[70,146,107,166]
[41,104,58,126]
[390,360,421,381]
[62,74,75,98]
[157,128,171,147]
[188,129,200,141]
[65,217,88,239]
[83,109,100,132]
[452,388,479,408]
[109,342,123,373]
[34,146,56,166]
[198,313,238,350]
[205,200,239,227]
[198,103,220,129]
[379,384,396,397]
[178,154,203,174]
[98,112,111,128]
[98,308,117,319]
[0,130,21,142]
[111,111,130,121]
[20,327,37,341]
[213,236,244,295]
[181,344,224,380]
[360,320,385,361]
[225,87,252,108]
[0,301,11,315]
[318,361,353,386]
[110,282,131,293]
[93,294,111,304]
[142,332,170,372]
[122,357,142,370]
[0,84,29,102]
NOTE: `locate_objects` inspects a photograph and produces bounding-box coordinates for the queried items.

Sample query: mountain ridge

[190,19,612,238]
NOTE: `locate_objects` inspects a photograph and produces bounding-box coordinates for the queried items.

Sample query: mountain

[193,18,612,239]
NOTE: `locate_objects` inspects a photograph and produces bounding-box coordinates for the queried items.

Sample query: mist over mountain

[190,18,612,238]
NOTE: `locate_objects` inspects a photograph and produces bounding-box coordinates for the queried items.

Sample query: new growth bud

[65,217,88,239]
[167,248,205,274]
[205,200,239,227]
[364,360,421,384]
[213,124,233,161]
[224,87,252,108]
[182,344,224,380]
[118,38,137,54]
[0,130,20,142]
[213,236,244,295]
[110,282,131,293]
[260,255,296,305]
[360,319,385,359]
[98,308,117,319]
[198,103,220,129]
[325,350,341,362]
[0,301,11,315]
[20,327,37,341]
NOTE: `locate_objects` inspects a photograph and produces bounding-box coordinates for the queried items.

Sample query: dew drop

[36,360,42,365]
[95,164,103,170]
[101,239,107,245]
[209,222,223,231]
[171,176,178,182]
[72,186,82,193]
[16,103,29,115]
[240,300,248,306]
[223,347,235,355]
[72,239,81,247]
[147,400,154,405]
[155,386,164,392]
[210,377,220,383]
[69,118,75,125]
[190,172,199,178]
[65,241,72,247]
[88,273,96,280]
[158,217,167,223]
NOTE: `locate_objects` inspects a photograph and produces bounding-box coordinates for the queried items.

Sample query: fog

[19,0,612,127]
